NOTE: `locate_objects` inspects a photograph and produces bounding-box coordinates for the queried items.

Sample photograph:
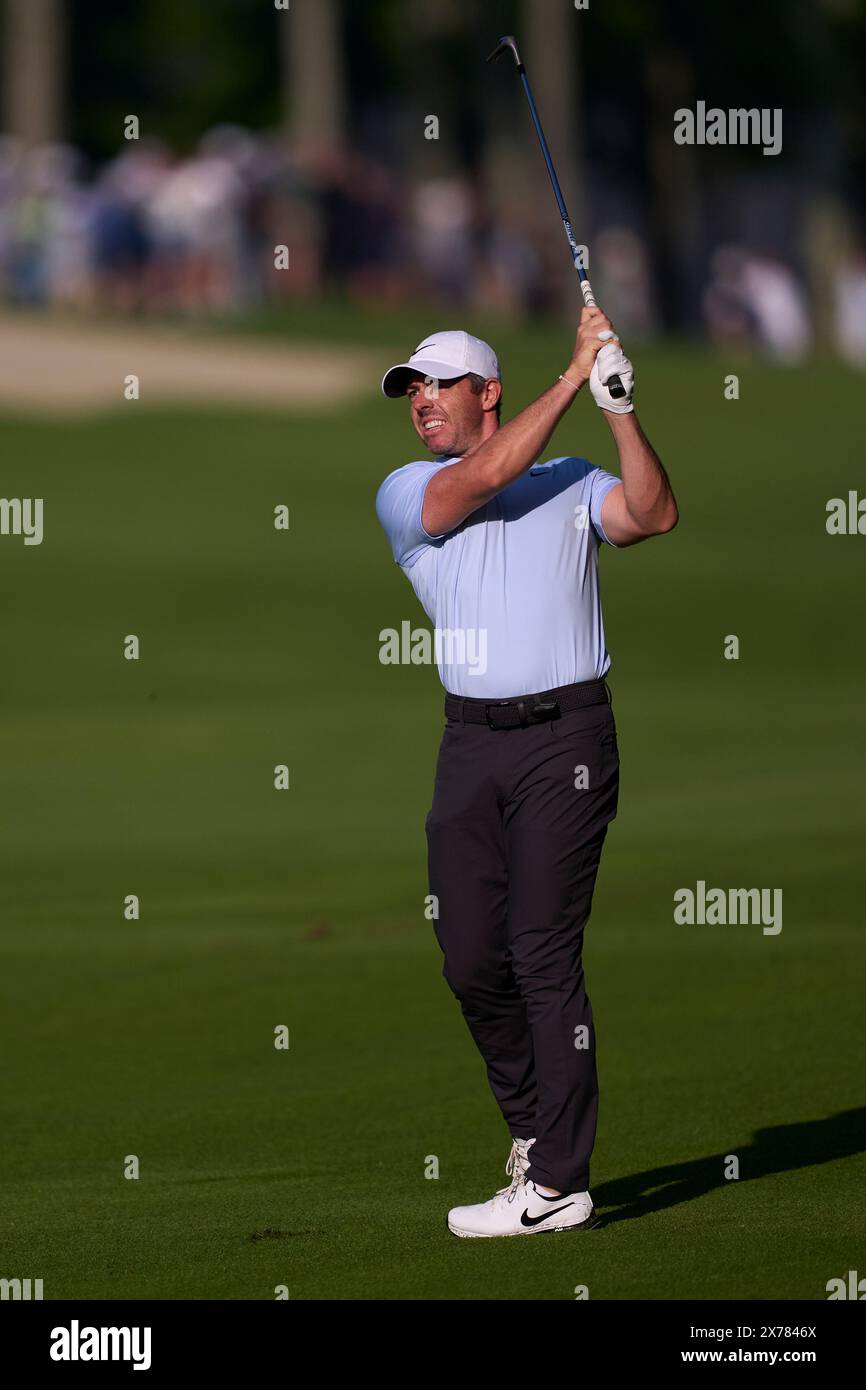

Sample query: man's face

[405,373,489,457]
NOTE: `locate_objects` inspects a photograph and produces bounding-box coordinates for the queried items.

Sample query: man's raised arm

[422,307,615,537]
[598,415,679,546]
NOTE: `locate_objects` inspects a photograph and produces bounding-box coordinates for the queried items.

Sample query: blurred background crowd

[1,0,865,364]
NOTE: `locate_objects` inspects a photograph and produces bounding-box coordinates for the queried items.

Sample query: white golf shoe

[447,1138,600,1238]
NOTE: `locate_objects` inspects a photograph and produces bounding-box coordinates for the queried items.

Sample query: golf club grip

[580,278,626,397]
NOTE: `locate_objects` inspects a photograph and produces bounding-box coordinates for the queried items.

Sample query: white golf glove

[590,332,634,413]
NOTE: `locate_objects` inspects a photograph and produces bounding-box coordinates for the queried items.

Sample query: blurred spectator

[741,254,812,364]
[833,250,866,368]
[480,218,543,318]
[702,246,812,363]
[702,245,757,351]
[593,227,656,342]
[3,142,56,304]
[91,144,165,313]
[411,176,476,303]
[313,148,407,305]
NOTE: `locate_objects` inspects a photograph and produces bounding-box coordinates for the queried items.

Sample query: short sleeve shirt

[376,454,621,698]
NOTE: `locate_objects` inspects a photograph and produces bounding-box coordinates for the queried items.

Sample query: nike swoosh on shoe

[520,1202,574,1227]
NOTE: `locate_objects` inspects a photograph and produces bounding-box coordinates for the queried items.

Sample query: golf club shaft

[517,71,584,280]
[502,43,625,395]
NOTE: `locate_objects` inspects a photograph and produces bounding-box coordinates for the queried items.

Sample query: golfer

[376,309,677,1237]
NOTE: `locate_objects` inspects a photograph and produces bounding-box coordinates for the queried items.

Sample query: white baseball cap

[381,329,500,398]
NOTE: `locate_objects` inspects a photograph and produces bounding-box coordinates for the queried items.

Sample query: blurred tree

[282,0,346,150]
[2,0,66,144]
[644,43,703,332]
[524,0,586,301]
[525,0,586,233]
[66,0,279,158]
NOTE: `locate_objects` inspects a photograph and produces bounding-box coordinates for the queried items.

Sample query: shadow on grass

[594,1107,866,1224]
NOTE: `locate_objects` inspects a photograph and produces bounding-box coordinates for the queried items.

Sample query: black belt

[444,678,610,730]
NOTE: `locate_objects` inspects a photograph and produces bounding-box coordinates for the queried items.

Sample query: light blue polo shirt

[376,454,621,698]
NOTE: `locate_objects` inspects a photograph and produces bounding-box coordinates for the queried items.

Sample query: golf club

[487,34,626,399]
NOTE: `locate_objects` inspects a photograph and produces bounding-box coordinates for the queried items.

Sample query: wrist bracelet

[559,373,582,391]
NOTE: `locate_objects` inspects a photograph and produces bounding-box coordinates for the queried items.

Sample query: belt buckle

[531,700,560,721]
[485,701,513,730]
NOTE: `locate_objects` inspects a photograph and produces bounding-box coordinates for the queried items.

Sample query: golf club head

[486,35,523,69]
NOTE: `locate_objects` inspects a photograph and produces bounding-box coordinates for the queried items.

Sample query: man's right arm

[421,306,615,537]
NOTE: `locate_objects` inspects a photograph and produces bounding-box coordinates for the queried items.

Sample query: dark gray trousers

[426,690,619,1193]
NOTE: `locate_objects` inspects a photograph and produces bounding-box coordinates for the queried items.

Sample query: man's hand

[567,305,619,387]
[590,340,635,414]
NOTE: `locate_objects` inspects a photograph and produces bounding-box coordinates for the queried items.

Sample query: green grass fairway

[1,316,864,1300]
